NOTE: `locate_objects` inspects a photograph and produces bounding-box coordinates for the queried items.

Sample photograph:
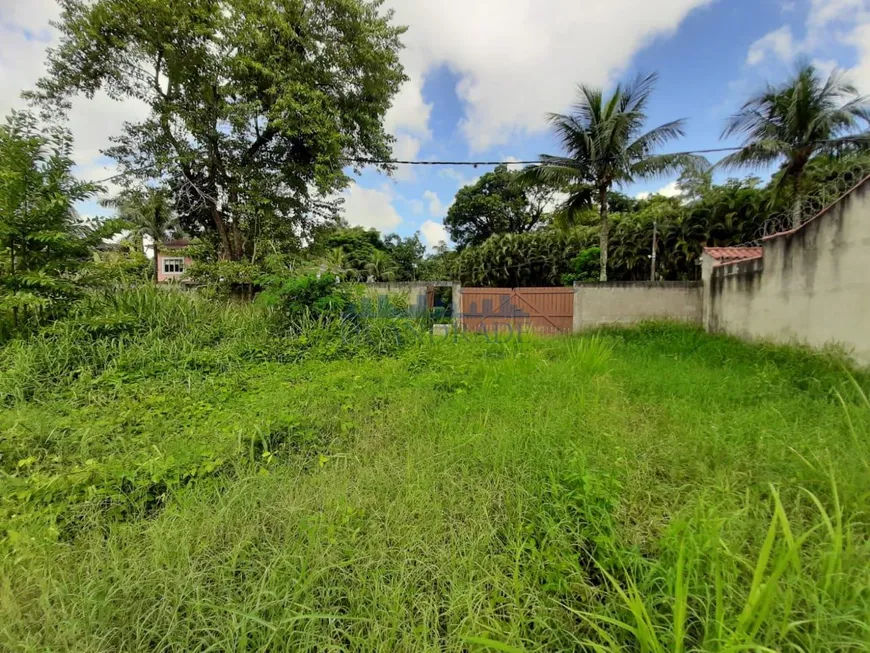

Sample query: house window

[163,257,185,274]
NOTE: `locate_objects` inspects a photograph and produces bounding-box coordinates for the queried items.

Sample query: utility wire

[342,146,746,167]
[89,137,870,183]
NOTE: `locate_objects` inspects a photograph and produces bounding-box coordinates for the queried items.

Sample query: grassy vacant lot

[1,291,869,652]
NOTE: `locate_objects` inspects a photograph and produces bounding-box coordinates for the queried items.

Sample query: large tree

[31,0,407,261]
[316,225,387,277]
[528,73,704,281]
[384,232,424,281]
[445,164,556,249]
[721,63,870,229]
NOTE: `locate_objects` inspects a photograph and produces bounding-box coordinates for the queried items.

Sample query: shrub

[561,246,601,285]
[256,274,357,322]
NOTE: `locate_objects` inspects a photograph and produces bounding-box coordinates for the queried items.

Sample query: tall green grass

[1,302,869,651]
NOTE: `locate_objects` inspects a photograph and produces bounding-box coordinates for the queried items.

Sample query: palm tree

[323,247,353,280]
[528,73,705,281]
[720,63,870,229]
[100,188,178,282]
[365,250,397,282]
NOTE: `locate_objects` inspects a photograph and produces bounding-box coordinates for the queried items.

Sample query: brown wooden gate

[459,288,574,334]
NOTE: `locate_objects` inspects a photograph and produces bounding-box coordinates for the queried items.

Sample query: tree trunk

[210,204,234,260]
[230,220,244,260]
[790,174,803,231]
[598,186,609,282]
[153,243,160,284]
[228,186,245,260]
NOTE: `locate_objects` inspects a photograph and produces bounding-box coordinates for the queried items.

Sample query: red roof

[704,247,763,263]
[160,239,191,249]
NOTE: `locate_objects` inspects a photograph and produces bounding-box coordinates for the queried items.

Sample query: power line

[341,146,747,167]
[344,158,546,167]
[88,147,726,183]
[89,137,870,183]
[90,166,154,184]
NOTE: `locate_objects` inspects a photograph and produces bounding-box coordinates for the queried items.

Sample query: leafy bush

[185,253,308,299]
[561,246,601,285]
[256,273,357,322]
[0,111,118,338]
[91,247,152,286]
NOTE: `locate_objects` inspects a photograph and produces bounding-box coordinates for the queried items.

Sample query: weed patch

[1,306,869,651]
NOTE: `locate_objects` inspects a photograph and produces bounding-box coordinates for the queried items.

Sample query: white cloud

[420,219,449,251]
[409,199,424,215]
[384,64,432,139]
[422,189,444,216]
[73,160,126,205]
[636,181,681,199]
[439,168,469,185]
[845,22,870,92]
[386,0,714,152]
[743,1,870,95]
[503,156,523,171]
[439,167,482,190]
[391,133,422,181]
[747,26,796,66]
[0,2,149,203]
[0,0,57,35]
[341,182,403,231]
[807,0,867,30]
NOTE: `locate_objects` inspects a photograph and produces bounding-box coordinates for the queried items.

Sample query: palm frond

[521,155,585,187]
[722,62,870,180]
[631,153,709,182]
[620,72,659,116]
[627,119,689,159]
[717,141,786,171]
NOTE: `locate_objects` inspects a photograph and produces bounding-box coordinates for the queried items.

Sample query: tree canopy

[32,0,408,261]
[444,164,557,249]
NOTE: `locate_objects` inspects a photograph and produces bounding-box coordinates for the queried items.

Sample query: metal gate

[459,287,574,334]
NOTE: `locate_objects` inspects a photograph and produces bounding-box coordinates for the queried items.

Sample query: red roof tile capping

[704,247,764,264]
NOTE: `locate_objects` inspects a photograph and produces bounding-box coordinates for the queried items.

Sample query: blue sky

[3,0,870,250]
[345,0,870,249]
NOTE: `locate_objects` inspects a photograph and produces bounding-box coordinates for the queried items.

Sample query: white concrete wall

[364,282,456,315]
[365,282,429,314]
[573,282,703,330]
[703,177,870,366]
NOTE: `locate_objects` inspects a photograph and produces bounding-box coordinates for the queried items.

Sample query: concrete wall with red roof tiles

[702,177,870,366]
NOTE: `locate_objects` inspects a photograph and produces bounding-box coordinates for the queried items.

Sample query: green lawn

[1,302,869,651]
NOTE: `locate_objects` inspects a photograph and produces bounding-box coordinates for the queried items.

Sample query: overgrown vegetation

[1,293,869,651]
[2,10,870,650]
[0,111,110,339]
[30,0,407,262]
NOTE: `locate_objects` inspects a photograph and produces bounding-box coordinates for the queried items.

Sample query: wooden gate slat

[460,287,574,334]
